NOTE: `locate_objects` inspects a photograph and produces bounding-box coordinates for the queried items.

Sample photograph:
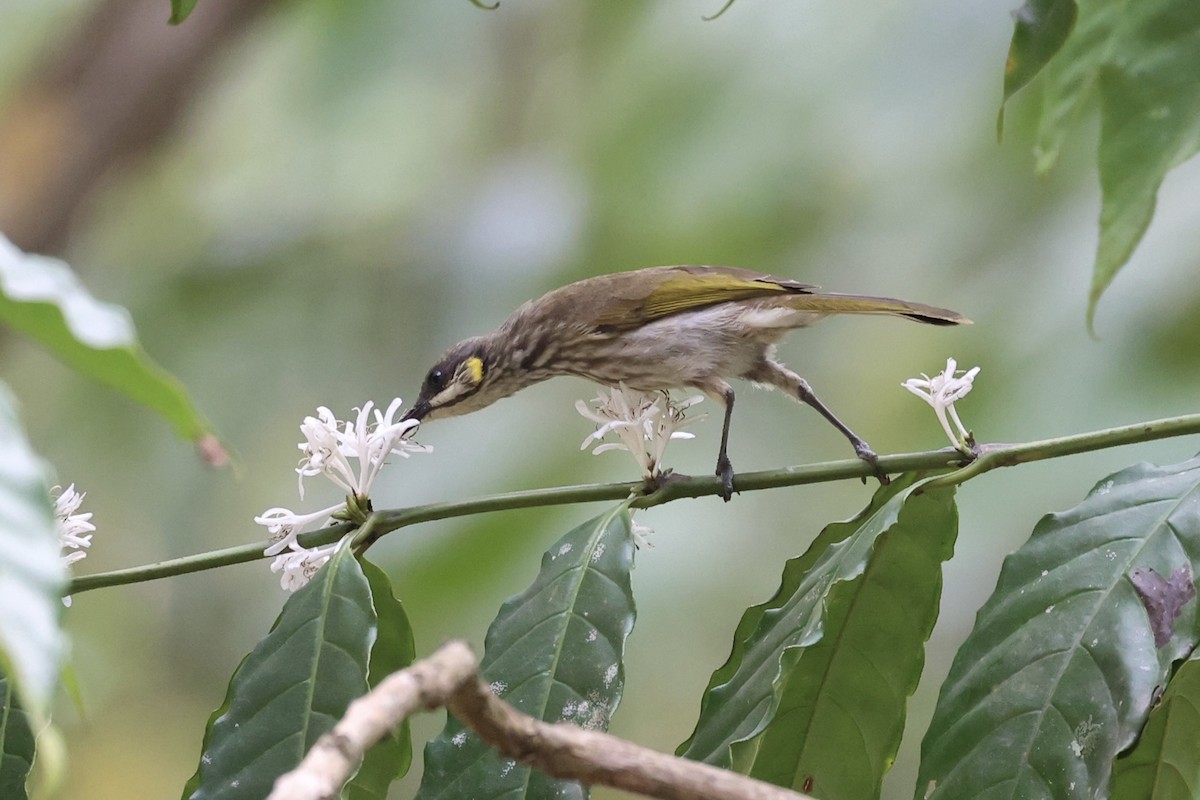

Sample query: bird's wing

[593,266,816,330]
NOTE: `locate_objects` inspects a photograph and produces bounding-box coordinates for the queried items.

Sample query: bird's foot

[853,441,890,486]
[715,456,736,502]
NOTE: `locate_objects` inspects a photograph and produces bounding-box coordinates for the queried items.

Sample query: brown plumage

[404,265,969,499]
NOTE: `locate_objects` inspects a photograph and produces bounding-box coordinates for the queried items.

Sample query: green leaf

[1091,10,1200,328]
[0,675,35,800]
[0,384,64,719]
[0,235,218,450]
[1111,654,1200,799]
[1000,0,1078,117]
[416,503,636,800]
[346,559,417,800]
[918,456,1200,800]
[183,543,375,800]
[1016,0,1200,327]
[678,474,936,771]
[169,0,197,24]
[745,481,958,800]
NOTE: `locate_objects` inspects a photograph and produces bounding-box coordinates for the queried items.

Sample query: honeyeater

[402,265,969,500]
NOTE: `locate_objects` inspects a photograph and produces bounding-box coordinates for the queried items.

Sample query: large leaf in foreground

[678,474,935,771]
[183,544,374,800]
[0,385,64,718]
[0,675,35,800]
[0,234,217,449]
[416,503,636,800]
[746,481,958,800]
[346,559,417,800]
[918,456,1200,800]
[1110,654,1200,799]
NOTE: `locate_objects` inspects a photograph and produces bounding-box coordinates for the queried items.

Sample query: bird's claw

[715,456,735,502]
[853,442,889,486]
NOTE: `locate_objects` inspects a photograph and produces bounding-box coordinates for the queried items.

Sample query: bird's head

[402,336,515,424]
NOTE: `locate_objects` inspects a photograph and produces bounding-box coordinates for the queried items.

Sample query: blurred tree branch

[0,0,275,254]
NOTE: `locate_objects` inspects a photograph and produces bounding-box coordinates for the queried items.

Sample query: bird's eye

[426,368,446,391]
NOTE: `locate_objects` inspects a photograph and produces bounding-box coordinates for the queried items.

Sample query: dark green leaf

[678,474,935,770]
[346,558,417,800]
[183,543,374,800]
[416,504,636,800]
[1111,653,1200,799]
[170,0,197,24]
[0,235,218,450]
[745,481,958,800]
[1000,0,1078,113]
[918,456,1200,800]
[0,385,64,718]
[0,675,35,800]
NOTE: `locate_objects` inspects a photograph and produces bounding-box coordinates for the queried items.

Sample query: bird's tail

[784,292,971,326]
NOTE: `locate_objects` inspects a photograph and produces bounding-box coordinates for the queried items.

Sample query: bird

[402,265,970,500]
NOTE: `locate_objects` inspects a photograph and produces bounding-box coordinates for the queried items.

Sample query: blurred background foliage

[2,0,1200,797]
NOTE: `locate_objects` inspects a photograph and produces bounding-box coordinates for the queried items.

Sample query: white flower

[902,358,980,450]
[269,536,349,592]
[54,484,96,565]
[254,503,344,556]
[576,386,704,479]
[264,399,430,590]
[630,515,655,551]
[295,398,430,500]
[54,483,97,607]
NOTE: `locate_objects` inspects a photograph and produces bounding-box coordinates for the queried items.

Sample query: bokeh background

[3,1,1200,797]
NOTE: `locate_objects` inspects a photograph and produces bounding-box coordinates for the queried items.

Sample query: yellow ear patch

[465,356,485,385]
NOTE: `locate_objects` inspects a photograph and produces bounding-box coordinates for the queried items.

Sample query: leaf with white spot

[918,455,1200,799]
[415,504,636,800]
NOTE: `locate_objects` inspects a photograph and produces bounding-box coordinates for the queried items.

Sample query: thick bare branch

[268,640,477,800]
[269,639,814,800]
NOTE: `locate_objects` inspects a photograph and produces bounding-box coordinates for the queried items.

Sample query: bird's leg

[748,361,890,485]
[716,385,736,502]
[692,379,738,502]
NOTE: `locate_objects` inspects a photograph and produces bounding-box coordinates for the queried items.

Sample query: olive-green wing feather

[593,266,816,329]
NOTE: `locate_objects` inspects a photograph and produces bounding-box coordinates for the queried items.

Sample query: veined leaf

[0,235,219,452]
[1005,0,1200,327]
[346,559,417,800]
[918,456,1200,800]
[416,503,636,800]
[745,481,958,800]
[0,384,64,719]
[1110,653,1200,799]
[0,675,35,800]
[183,543,374,800]
[678,474,938,771]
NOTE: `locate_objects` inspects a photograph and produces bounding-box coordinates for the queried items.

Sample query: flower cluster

[255,399,430,591]
[577,386,705,547]
[55,483,97,607]
[576,386,704,480]
[902,357,980,451]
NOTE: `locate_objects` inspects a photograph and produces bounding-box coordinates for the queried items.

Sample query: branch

[67,411,1200,595]
[268,640,812,800]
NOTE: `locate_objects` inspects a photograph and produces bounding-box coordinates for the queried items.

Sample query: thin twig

[268,640,812,800]
[67,411,1200,595]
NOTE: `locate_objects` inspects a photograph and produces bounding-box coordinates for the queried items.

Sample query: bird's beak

[401,401,430,424]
